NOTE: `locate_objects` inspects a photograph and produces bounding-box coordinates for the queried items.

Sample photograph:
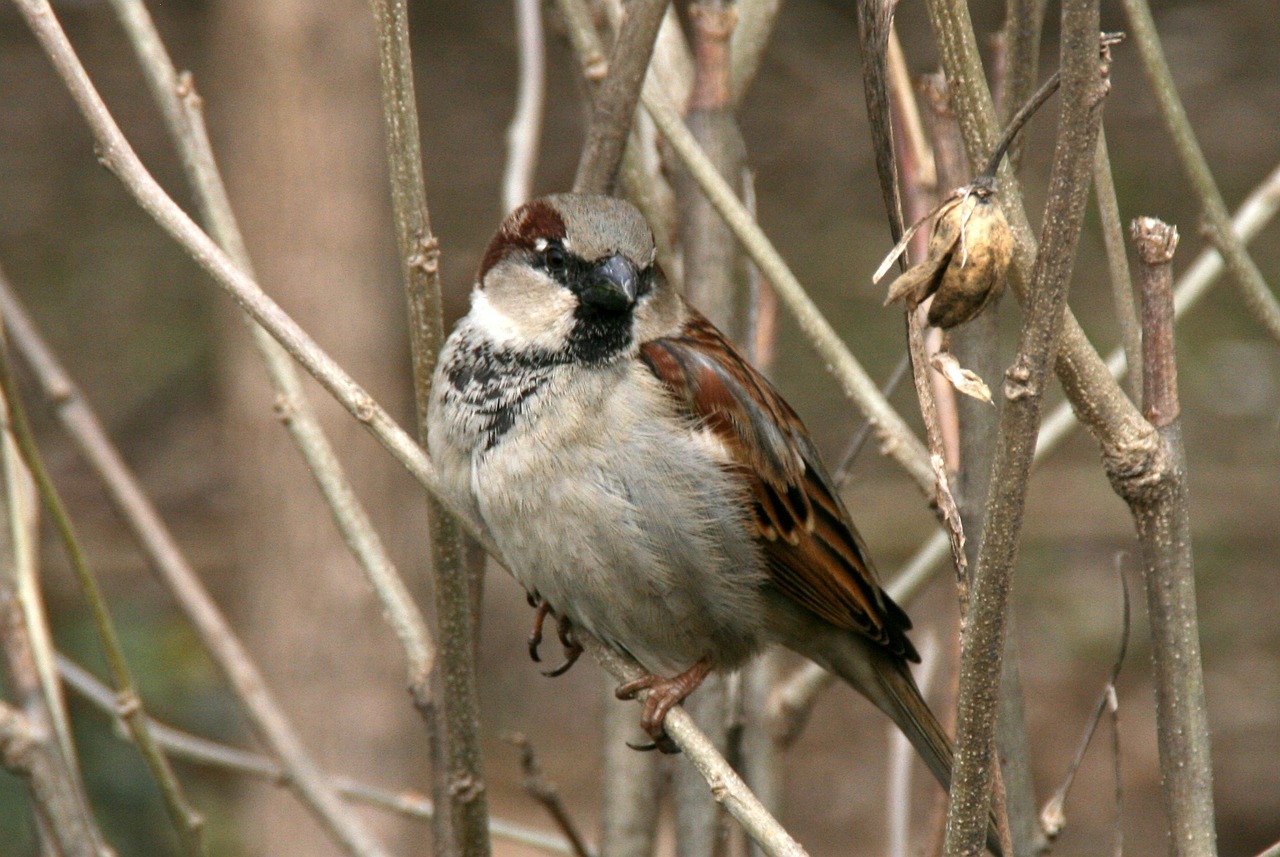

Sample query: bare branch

[0,273,393,857]
[1094,128,1143,407]
[0,320,205,854]
[0,700,106,857]
[507,734,597,857]
[368,2,491,855]
[1121,0,1280,345]
[505,0,547,211]
[106,0,437,713]
[573,0,671,195]
[1115,216,1217,857]
[587,640,809,857]
[54,655,583,856]
[944,7,1110,854]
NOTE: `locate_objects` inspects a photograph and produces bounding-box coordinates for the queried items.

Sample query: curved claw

[539,612,582,677]
[527,600,551,664]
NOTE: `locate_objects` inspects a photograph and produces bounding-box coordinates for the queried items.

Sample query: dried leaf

[931,350,993,404]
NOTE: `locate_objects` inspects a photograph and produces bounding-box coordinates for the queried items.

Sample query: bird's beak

[582,253,640,311]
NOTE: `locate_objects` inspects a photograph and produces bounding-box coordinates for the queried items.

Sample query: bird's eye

[542,244,568,275]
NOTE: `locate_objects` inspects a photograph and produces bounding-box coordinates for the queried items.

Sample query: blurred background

[0,0,1277,855]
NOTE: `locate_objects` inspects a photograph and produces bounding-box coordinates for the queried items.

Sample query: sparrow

[428,193,1000,853]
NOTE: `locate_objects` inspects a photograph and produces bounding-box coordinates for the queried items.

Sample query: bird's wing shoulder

[638,311,917,661]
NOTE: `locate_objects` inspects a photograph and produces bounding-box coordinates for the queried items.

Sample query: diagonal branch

[943,4,1110,853]
[1120,0,1280,345]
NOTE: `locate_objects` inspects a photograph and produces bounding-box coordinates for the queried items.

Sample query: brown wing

[639,311,918,662]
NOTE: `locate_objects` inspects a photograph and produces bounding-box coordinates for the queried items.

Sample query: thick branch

[369,2,490,855]
[574,0,671,194]
[1118,217,1216,857]
[943,4,1108,853]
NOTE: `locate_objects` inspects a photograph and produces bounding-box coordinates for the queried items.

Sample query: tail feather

[780,611,1005,856]
[872,657,1005,857]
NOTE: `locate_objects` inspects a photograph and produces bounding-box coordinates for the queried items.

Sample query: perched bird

[429,193,1000,852]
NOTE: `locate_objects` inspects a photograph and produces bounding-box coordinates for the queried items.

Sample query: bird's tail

[792,625,1006,856]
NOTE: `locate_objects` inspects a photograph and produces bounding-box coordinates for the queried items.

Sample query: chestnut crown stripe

[479,200,567,282]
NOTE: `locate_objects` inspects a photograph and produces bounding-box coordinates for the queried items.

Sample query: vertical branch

[1120,0,1280,345]
[0,336,205,854]
[599,688,661,857]
[369,2,490,857]
[943,4,1109,854]
[505,0,546,212]
[0,403,106,856]
[0,701,105,857]
[1094,129,1143,407]
[574,0,672,195]
[1120,217,1217,857]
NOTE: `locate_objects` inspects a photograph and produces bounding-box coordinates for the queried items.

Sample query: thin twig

[1040,561,1131,841]
[0,272,393,857]
[1116,216,1216,857]
[944,5,1109,854]
[108,0,437,723]
[505,0,546,211]
[1094,127,1143,408]
[54,655,582,856]
[573,0,671,195]
[1120,0,1280,345]
[0,330,205,854]
[507,734,596,857]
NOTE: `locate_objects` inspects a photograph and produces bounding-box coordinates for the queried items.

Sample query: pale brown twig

[507,734,596,857]
[1121,0,1280,346]
[55,655,582,856]
[943,5,1110,854]
[505,0,547,211]
[110,0,438,726]
[586,638,810,857]
[1040,558,1130,842]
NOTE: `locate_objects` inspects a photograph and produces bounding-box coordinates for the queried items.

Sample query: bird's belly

[474,423,768,676]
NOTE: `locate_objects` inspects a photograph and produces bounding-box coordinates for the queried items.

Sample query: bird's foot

[526,598,582,677]
[614,658,713,754]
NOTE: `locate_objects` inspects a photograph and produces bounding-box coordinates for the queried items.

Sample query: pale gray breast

[471,360,771,674]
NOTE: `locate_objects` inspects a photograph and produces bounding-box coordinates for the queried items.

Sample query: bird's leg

[527,598,550,663]
[614,658,713,754]
[541,613,582,678]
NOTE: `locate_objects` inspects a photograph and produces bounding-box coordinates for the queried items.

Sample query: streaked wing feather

[639,312,918,662]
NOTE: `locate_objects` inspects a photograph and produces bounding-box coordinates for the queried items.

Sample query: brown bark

[208,1,424,853]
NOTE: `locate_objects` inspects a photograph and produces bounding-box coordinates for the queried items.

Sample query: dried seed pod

[883,182,1013,329]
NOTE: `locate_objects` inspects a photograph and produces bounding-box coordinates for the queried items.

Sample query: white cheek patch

[469,285,577,352]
